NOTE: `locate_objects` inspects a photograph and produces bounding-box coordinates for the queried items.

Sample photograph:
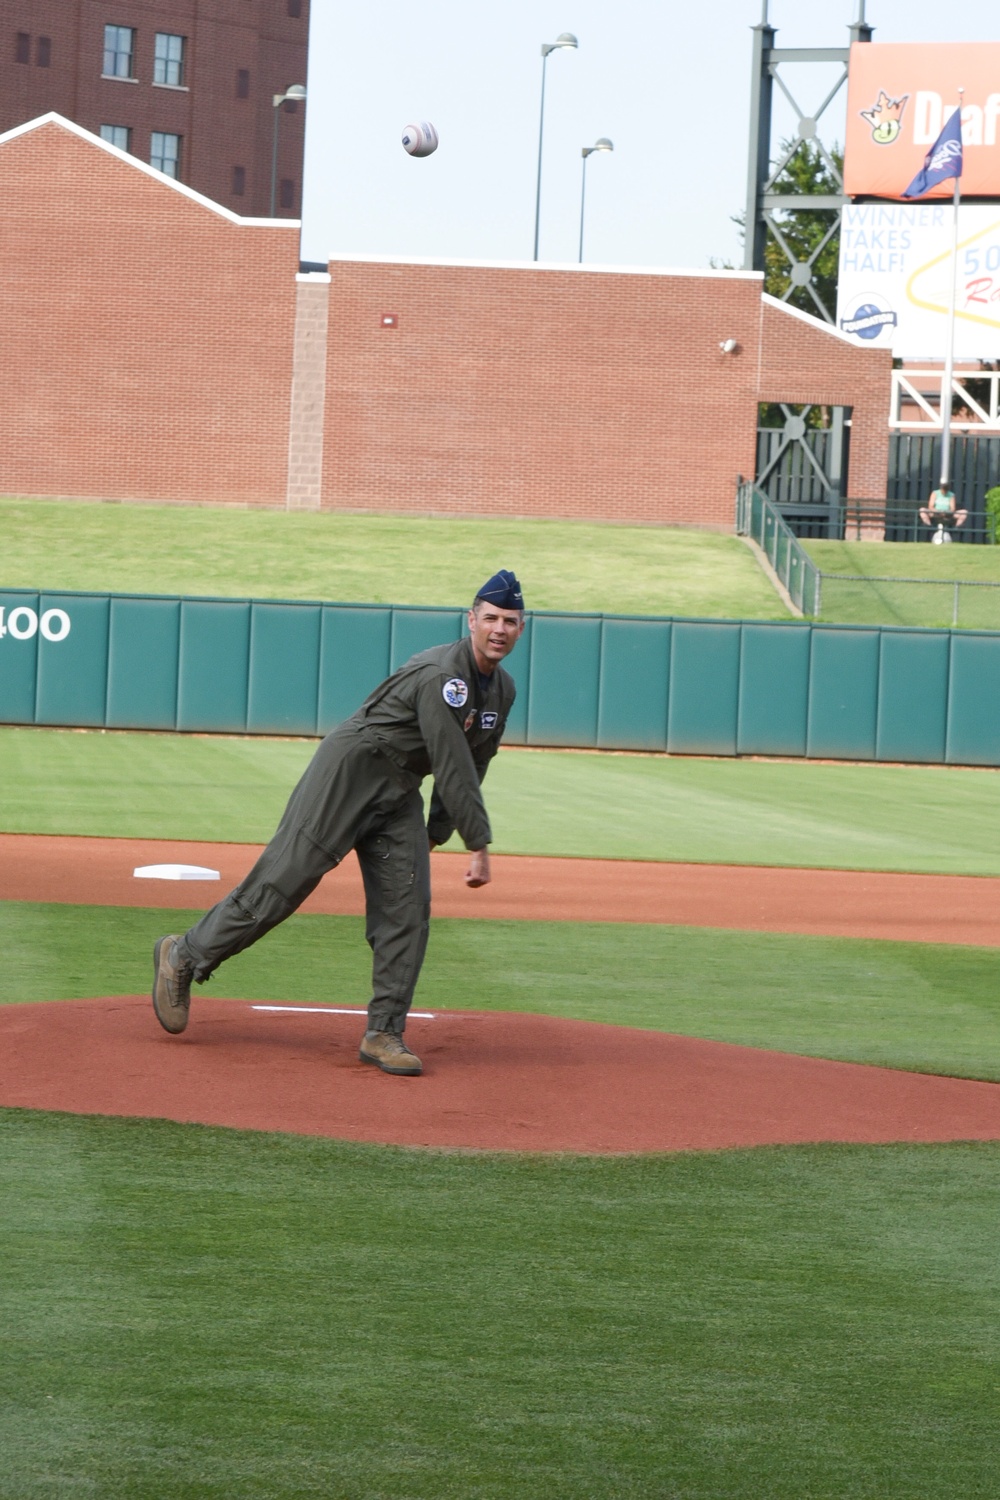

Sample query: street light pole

[533,33,577,261]
[578,138,613,263]
[271,83,307,217]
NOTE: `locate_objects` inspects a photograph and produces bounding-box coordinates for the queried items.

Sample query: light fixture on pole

[271,83,307,218]
[578,137,613,263]
[533,33,578,261]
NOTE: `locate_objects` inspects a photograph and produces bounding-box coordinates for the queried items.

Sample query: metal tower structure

[743,1,872,322]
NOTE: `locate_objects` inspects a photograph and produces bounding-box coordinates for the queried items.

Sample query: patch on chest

[442,677,469,708]
[463,710,476,732]
[480,710,499,730]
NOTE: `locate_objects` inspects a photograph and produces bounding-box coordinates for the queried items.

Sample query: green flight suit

[177,636,515,1034]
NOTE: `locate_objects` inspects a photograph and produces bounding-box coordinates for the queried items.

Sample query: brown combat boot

[152,935,194,1034]
[359,1030,423,1076]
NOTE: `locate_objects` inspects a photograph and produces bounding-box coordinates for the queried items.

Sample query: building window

[153,32,185,87]
[150,131,181,178]
[100,124,131,151]
[36,35,51,67]
[236,68,249,99]
[232,165,246,196]
[279,178,295,210]
[103,24,135,79]
[15,31,30,64]
[287,0,302,16]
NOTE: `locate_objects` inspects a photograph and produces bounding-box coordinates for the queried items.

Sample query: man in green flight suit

[151,570,525,1076]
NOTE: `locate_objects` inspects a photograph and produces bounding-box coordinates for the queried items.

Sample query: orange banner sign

[845,42,1000,199]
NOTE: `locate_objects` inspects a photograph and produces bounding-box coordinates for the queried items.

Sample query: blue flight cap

[475,569,524,610]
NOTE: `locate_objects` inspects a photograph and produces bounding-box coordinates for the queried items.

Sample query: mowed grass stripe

[7,902,1000,1081]
[5,726,1000,873]
[2,1112,999,1499]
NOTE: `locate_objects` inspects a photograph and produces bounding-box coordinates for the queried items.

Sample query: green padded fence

[1,589,1000,765]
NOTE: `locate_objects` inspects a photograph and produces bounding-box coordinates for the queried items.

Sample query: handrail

[737,482,1000,627]
[736,479,822,616]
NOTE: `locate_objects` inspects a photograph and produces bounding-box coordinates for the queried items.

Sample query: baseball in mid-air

[401,121,439,158]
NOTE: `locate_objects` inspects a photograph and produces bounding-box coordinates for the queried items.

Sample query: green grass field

[0,496,789,620]
[7,902,1000,1081]
[7,501,1000,1494]
[3,1112,999,1500]
[5,724,1000,874]
[12,494,1000,631]
[804,538,1000,629]
[807,539,1000,583]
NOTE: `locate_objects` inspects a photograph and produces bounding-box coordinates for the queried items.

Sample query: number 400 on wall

[0,606,72,642]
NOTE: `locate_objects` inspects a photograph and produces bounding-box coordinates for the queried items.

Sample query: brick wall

[321,260,891,526]
[286,273,330,510]
[759,296,891,503]
[0,117,299,505]
[0,116,893,525]
[0,0,308,218]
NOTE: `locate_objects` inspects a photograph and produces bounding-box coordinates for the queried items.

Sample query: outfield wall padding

[1,589,998,766]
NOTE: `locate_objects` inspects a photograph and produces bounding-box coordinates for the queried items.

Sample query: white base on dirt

[133,864,221,881]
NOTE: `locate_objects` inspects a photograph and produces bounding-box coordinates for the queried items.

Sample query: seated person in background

[920,482,967,530]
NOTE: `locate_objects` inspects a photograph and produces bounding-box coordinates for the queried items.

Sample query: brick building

[0,115,892,525]
[0,0,308,217]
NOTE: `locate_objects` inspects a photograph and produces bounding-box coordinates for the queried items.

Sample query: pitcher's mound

[2,998,1000,1154]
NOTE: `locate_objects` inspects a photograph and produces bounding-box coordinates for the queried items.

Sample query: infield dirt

[6,831,999,1153]
[3,832,999,945]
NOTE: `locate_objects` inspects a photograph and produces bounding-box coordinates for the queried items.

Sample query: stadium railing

[736,483,1000,623]
[839,499,992,546]
[735,480,822,616]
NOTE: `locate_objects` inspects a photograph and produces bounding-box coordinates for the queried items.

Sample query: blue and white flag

[901,108,963,199]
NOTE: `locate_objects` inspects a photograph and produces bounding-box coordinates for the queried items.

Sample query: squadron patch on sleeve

[480,711,499,730]
[442,677,469,708]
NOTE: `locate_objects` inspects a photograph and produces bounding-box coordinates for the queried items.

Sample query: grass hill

[0,496,789,619]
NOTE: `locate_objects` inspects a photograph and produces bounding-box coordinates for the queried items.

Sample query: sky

[298,0,1000,273]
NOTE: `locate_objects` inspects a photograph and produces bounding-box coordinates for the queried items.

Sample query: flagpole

[940,88,964,489]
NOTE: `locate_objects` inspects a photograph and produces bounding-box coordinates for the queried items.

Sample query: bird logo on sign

[860,90,909,145]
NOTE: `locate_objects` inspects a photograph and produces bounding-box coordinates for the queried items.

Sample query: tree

[763,139,844,322]
[724,138,845,428]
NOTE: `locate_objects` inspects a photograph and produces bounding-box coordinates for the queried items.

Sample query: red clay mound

[2,998,999,1154]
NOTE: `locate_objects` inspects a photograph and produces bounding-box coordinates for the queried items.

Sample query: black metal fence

[735,484,1000,627]
[755,428,1000,543]
[887,433,1000,543]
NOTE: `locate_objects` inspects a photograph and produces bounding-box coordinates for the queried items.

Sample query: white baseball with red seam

[401,121,438,157]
